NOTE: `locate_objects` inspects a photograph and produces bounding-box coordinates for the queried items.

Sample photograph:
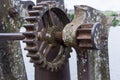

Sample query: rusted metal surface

[35,60,71,80]
[74,5,110,80]
[62,6,85,47]
[23,1,71,72]
[63,6,104,49]
[0,0,110,80]
[0,33,25,40]
[35,0,70,80]
[76,49,89,80]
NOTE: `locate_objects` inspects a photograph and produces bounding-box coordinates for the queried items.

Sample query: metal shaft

[0,33,25,41]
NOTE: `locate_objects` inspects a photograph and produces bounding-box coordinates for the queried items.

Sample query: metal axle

[0,33,25,41]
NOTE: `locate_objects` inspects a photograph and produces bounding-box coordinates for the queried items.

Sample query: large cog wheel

[23,1,71,71]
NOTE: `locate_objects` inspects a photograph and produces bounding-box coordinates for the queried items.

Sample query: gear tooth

[23,24,36,30]
[24,46,38,52]
[51,67,54,72]
[23,39,36,44]
[76,36,91,40]
[23,32,36,36]
[33,6,44,10]
[79,43,93,49]
[23,24,35,28]
[28,10,40,16]
[37,2,48,6]
[30,59,40,64]
[58,65,62,70]
[77,28,91,32]
[55,66,58,71]
[25,16,38,22]
[34,64,39,69]
[69,48,72,52]
[30,58,36,63]
[23,1,70,72]
[76,23,94,49]
[47,1,56,3]
[39,59,43,64]
[27,53,39,59]
[41,63,46,68]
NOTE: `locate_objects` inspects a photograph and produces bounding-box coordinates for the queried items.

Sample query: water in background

[108,26,120,80]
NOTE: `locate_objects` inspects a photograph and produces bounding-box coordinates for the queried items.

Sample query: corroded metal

[77,22,103,49]
[74,5,110,80]
[0,3,105,72]
[76,49,89,80]
[63,6,104,49]
[62,6,85,47]
[23,1,71,72]
[76,23,93,49]
[35,61,71,80]
[0,1,110,80]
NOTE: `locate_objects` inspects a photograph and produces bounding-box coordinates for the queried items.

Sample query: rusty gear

[62,6,103,49]
[76,22,103,49]
[23,1,71,71]
[63,22,103,49]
